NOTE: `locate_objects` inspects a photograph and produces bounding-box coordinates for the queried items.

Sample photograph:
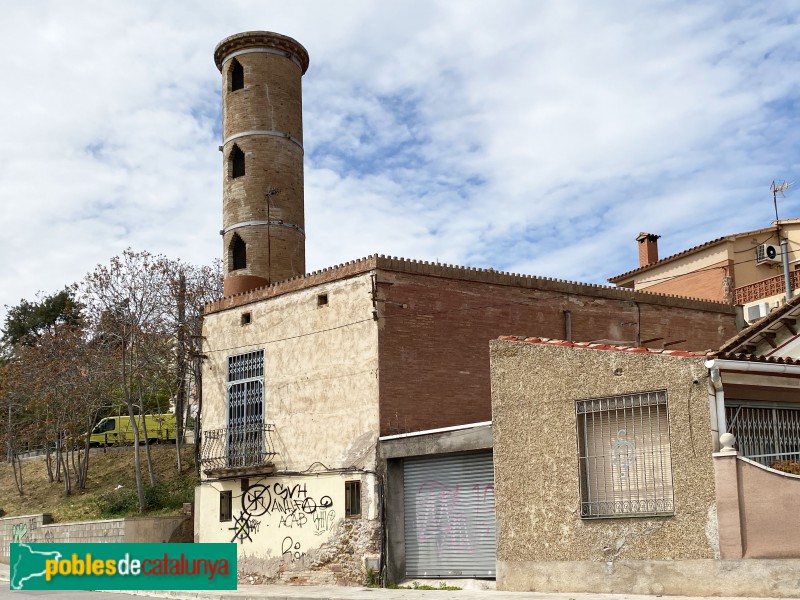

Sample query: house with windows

[193,30,742,586]
[193,254,741,585]
[705,294,800,566]
[490,331,800,598]
[608,221,800,323]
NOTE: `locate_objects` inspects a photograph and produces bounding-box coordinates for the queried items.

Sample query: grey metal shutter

[403,452,495,578]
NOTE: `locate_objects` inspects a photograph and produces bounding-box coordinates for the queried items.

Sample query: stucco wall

[731,223,800,289]
[198,273,380,583]
[195,472,379,584]
[201,273,379,472]
[490,340,716,578]
[715,454,800,559]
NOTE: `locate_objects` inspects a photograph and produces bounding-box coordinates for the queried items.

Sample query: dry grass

[0,444,197,522]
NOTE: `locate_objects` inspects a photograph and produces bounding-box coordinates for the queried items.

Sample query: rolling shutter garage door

[404,452,495,578]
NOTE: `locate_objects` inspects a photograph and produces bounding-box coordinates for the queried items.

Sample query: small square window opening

[317,293,329,307]
[219,490,232,522]
[241,312,251,326]
[345,480,361,517]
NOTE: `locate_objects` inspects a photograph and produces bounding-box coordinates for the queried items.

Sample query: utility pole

[770,180,794,300]
[176,271,186,472]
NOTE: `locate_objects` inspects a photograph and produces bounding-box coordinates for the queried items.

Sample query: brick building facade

[196,30,741,586]
[196,253,738,584]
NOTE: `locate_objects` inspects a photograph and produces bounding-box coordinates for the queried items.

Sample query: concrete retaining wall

[0,513,192,563]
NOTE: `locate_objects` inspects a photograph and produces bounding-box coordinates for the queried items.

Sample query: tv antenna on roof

[770,179,794,223]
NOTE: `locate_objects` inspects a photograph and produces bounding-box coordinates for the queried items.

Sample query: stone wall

[0,514,192,563]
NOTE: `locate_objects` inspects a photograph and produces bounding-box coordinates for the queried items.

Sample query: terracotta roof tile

[497,336,708,357]
[709,351,800,366]
[718,293,800,353]
[607,221,800,283]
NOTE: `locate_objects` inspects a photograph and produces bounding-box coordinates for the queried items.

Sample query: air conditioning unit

[755,243,781,264]
[745,302,770,323]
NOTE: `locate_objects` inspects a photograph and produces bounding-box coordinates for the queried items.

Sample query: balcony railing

[200,424,277,475]
[735,270,800,305]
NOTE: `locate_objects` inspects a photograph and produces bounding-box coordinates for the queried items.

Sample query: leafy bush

[97,474,196,517]
[97,487,139,517]
[770,460,800,475]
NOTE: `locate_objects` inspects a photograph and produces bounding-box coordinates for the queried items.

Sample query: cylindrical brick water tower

[214,31,309,296]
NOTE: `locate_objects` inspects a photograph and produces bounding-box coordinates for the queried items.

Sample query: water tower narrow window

[231,145,245,179]
[230,59,244,91]
[231,234,246,271]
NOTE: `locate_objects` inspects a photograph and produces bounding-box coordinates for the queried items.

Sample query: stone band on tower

[215,31,309,297]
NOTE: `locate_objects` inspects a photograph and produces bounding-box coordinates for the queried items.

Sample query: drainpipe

[781,237,793,300]
[708,367,726,448]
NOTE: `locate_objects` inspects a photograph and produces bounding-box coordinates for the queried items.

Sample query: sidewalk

[0,561,787,600]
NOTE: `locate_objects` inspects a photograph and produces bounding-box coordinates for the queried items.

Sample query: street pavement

[0,561,792,600]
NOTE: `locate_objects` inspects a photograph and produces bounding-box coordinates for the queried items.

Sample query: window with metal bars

[227,350,264,468]
[726,403,800,467]
[345,481,361,517]
[576,390,674,518]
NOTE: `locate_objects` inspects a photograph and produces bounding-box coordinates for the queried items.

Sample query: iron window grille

[726,402,800,467]
[227,350,265,469]
[576,390,674,518]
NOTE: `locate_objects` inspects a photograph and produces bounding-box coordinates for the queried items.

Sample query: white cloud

[2,0,800,326]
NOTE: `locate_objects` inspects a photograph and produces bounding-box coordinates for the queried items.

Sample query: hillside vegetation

[0,445,197,523]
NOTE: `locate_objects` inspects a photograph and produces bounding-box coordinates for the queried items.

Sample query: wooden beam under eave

[762,332,777,348]
[779,317,798,336]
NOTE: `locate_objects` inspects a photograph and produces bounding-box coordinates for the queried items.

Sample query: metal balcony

[200,424,277,478]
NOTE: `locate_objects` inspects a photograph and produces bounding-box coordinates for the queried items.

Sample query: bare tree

[163,259,223,474]
[82,249,174,512]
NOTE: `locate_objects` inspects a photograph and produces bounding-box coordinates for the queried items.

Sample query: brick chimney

[636,232,660,267]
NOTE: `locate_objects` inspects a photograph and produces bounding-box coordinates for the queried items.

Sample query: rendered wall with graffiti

[197,274,382,583]
[195,471,380,584]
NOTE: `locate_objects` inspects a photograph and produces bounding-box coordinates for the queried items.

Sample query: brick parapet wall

[206,254,737,316]
[0,514,192,563]
[377,270,738,435]
[735,270,800,304]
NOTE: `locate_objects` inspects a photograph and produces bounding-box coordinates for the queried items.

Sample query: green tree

[2,288,81,349]
[1,288,83,494]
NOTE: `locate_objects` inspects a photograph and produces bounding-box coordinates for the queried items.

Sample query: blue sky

[1,1,800,323]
